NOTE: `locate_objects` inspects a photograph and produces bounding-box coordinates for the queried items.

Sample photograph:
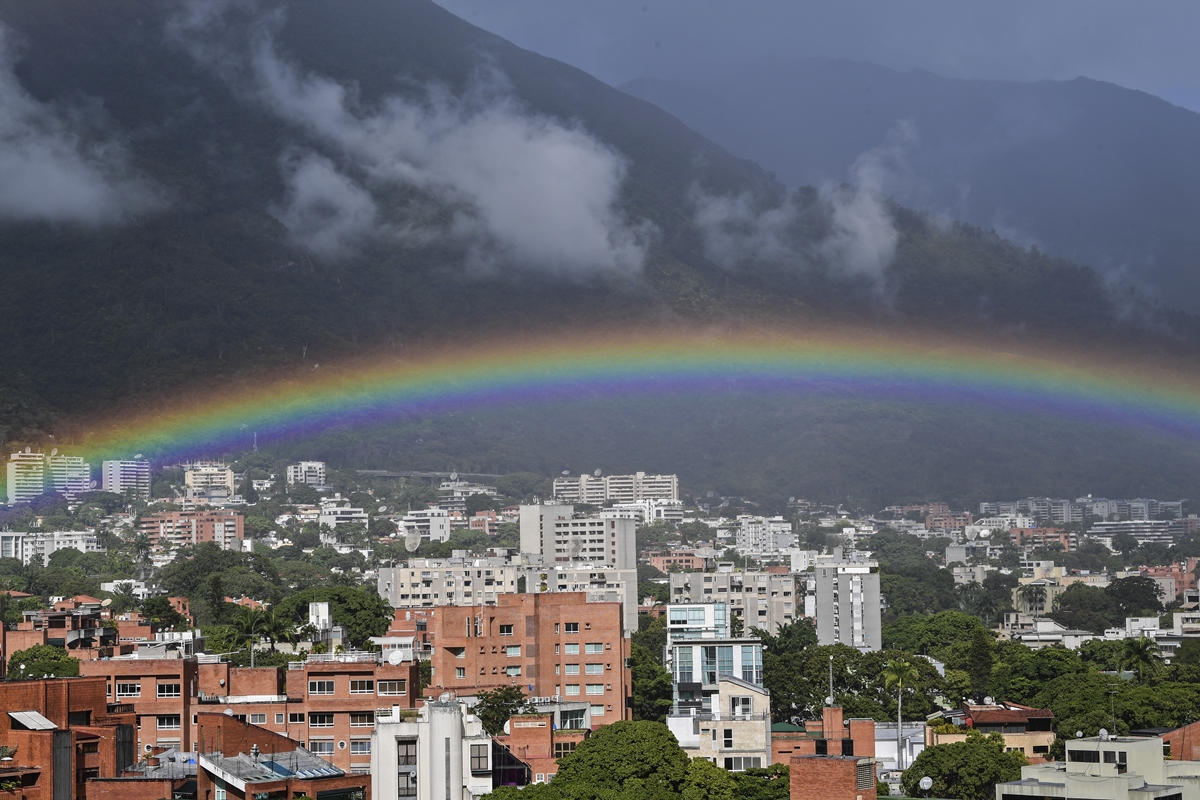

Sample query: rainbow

[66,324,1200,464]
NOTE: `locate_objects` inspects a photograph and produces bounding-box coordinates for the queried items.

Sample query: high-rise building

[138,510,245,551]
[102,459,151,500]
[667,566,800,633]
[286,461,327,487]
[183,462,235,493]
[45,454,91,499]
[805,556,883,652]
[5,449,44,505]
[370,696,498,799]
[519,504,636,569]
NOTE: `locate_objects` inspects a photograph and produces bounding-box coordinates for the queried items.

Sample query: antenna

[253,433,257,452]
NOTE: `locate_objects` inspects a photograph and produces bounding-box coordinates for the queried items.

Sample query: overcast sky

[435,1,1200,113]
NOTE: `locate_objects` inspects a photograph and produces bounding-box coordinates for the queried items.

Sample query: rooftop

[202,748,344,783]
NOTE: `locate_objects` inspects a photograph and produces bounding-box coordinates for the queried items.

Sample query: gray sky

[435,1,1200,112]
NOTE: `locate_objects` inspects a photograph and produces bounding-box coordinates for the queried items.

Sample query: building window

[470,743,489,772]
[309,740,335,755]
[350,680,374,694]
[378,680,407,696]
[506,645,521,657]
[250,714,266,725]
[590,705,605,718]
[585,643,603,654]
[157,715,181,730]
[586,684,604,696]
[350,740,371,755]
[499,624,514,636]
[554,741,577,758]
[398,774,417,797]
[350,713,374,727]
[585,663,603,675]
[564,643,580,655]
[564,623,579,634]
[506,666,522,677]
[116,683,141,698]
[289,713,305,724]
[215,784,226,800]
[308,680,334,695]
[724,757,761,772]
[724,729,733,748]
[398,741,418,766]
[275,714,285,725]
[565,664,580,675]
[309,713,334,728]
[157,683,181,698]
[456,667,466,679]
[565,684,580,696]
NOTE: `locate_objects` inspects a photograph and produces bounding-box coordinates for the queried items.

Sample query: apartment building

[138,510,244,552]
[805,557,883,652]
[286,461,327,487]
[997,734,1186,800]
[6,449,45,505]
[551,472,679,504]
[79,651,419,773]
[100,460,151,501]
[599,499,685,526]
[426,593,631,727]
[520,565,639,635]
[666,636,763,716]
[773,705,876,765]
[666,676,771,772]
[729,515,795,560]
[498,711,588,784]
[318,499,369,529]
[648,550,708,573]
[377,558,521,609]
[667,566,799,633]
[370,696,499,800]
[928,702,1054,760]
[3,606,119,665]
[0,531,103,567]
[437,479,498,514]
[183,462,235,494]
[398,508,451,543]
[46,455,92,500]
[519,505,636,569]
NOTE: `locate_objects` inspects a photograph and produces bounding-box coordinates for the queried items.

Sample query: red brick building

[427,592,631,727]
[772,707,875,764]
[494,712,590,784]
[79,652,418,773]
[789,754,877,800]
[138,511,244,552]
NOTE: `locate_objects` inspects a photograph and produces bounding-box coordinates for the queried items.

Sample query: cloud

[270,150,377,258]
[693,122,914,293]
[171,0,650,276]
[0,23,160,224]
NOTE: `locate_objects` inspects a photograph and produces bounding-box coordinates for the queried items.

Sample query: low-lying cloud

[694,122,916,293]
[0,23,160,224]
[171,0,650,276]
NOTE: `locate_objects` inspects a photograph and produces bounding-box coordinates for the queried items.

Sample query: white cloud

[270,150,377,258]
[0,23,160,224]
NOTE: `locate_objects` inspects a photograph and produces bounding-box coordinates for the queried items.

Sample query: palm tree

[975,593,1001,626]
[1121,636,1161,682]
[956,580,983,612]
[1018,584,1047,617]
[881,658,920,771]
[230,607,267,666]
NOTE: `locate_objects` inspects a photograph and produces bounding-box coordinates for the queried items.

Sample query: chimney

[822,706,844,739]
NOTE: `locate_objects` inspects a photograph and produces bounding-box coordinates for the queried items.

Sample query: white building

[318,498,369,529]
[46,455,91,499]
[667,566,800,633]
[552,471,679,504]
[371,696,495,800]
[667,635,764,716]
[401,508,452,543]
[519,504,636,569]
[805,553,883,652]
[101,459,151,500]
[667,676,771,772]
[730,515,795,560]
[378,558,521,608]
[100,579,157,600]
[6,449,45,505]
[0,530,103,566]
[438,479,498,514]
[599,499,685,526]
[286,461,327,487]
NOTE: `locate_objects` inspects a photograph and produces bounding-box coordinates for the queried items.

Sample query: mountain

[0,1,1198,503]
[621,59,1200,309]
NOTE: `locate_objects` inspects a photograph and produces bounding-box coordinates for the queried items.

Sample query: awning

[8,711,57,730]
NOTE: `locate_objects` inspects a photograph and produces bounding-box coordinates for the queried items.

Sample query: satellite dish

[404,527,422,553]
[789,497,796,503]
[561,470,570,475]
[594,468,602,477]
[90,480,98,489]
[450,472,458,481]
[979,529,991,538]
[965,529,977,541]
[919,777,933,792]
[134,454,143,459]
[101,598,112,607]
[1098,728,1109,740]
[824,696,834,705]
[24,446,30,453]
[439,692,452,703]
[388,650,404,666]
[983,696,994,704]
[1075,731,1083,739]
[378,505,388,513]
[224,709,234,716]
[51,447,58,456]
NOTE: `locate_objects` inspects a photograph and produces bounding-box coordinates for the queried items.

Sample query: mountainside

[0,1,1198,502]
[622,59,1200,309]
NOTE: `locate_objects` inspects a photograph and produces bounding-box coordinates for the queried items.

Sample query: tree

[1017,584,1047,617]
[901,729,1026,800]
[965,627,994,699]
[1105,576,1164,616]
[7,645,80,679]
[630,643,674,723]
[1111,531,1139,555]
[551,720,689,797]
[142,597,187,628]
[1121,636,1161,682]
[274,586,392,648]
[882,658,920,770]
[682,757,736,800]
[464,493,498,517]
[473,686,533,736]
